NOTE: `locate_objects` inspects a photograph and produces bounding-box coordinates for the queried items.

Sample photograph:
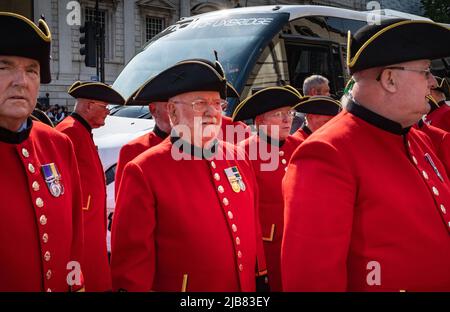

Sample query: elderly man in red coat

[282,19,450,291]
[57,81,125,291]
[291,95,342,141]
[0,12,84,292]
[232,86,302,291]
[114,100,171,197]
[424,76,450,132]
[111,59,268,292]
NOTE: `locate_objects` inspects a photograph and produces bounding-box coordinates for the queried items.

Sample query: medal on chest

[41,163,64,197]
[224,166,246,193]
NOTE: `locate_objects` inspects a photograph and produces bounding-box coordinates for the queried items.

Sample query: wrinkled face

[168,91,223,147]
[256,106,294,141]
[86,100,109,128]
[311,83,330,96]
[306,114,335,132]
[0,55,40,130]
[391,59,435,126]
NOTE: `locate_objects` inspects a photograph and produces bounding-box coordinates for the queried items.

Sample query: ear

[148,103,157,115]
[379,69,397,93]
[167,102,178,124]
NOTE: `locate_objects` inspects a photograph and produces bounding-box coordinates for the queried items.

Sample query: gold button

[211,161,216,169]
[281,159,287,165]
[236,237,240,245]
[279,151,285,157]
[227,211,233,220]
[40,215,47,225]
[42,233,49,243]
[223,198,229,206]
[36,197,44,208]
[422,171,429,180]
[440,204,446,214]
[284,167,288,172]
[232,224,237,232]
[237,251,242,258]
[22,148,30,158]
[46,288,52,292]
[46,270,52,280]
[432,187,439,196]
[412,156,418,165]
[218,185,224,193]
[32,181,40,191]
[214,173,220,181]
[28,163,35,174]
[239,264,243,272]
[44,251,51,262]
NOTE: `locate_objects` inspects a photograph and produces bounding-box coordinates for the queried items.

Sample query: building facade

[0,0,423,107]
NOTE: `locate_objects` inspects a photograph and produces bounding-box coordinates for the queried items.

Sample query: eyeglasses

[170,99,228,112]
[266,110,296,120]
[376,66,432,81]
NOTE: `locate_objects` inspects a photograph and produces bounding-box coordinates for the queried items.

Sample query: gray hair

[303,75,329,95]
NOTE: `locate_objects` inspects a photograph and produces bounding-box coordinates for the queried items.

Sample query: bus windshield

[113,12,289,99]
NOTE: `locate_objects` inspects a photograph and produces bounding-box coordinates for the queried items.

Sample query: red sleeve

[111,161,156,291]
[281,140,356,291]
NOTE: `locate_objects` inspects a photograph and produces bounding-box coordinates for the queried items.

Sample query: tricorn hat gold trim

[347,19,450,74]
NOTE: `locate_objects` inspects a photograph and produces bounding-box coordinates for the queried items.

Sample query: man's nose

[11,69,27,86]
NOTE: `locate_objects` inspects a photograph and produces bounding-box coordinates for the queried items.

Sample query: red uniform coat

[425,102,450,132]
[111,138,265,291]
[282,100,450,291]
[239,134,302,291]
[291,125,311,142]
[220,115,250,144]
[0,120,84,292]
[417,122,450,178]
[57,114,111,291]
[115,126,167,197]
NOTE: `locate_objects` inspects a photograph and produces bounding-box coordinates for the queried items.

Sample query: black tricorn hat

[432,76,450,99]
[232,86,302,121]
[31,108,54,127]
[347,19,450,74]
[293,96,342,116]
[130,59,227,105]
[68,81,125,104]
[0,12,52,83]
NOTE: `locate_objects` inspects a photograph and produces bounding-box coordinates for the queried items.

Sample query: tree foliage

[421,0,450,23]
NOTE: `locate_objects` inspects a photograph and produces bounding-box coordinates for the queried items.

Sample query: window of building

[85,7,110,59]
[145,16,164,43]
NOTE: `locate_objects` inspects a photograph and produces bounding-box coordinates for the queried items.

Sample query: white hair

[303,75,329,95]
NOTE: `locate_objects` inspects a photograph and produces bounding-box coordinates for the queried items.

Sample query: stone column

[124,0,136,64]
[180,0,191,19]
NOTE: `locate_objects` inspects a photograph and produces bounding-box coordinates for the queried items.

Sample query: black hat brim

[293,96,342,116]
[131,60,227,104]
[232,86,301,121]
[0,12,52,83]
[68,81,125,104]
[348,20,450,74]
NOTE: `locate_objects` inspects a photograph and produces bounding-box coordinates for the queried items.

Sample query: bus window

[243,37,290,101]
[286,44,330,90]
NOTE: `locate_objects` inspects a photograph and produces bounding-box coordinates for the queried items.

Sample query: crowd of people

[1,10,450,293]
